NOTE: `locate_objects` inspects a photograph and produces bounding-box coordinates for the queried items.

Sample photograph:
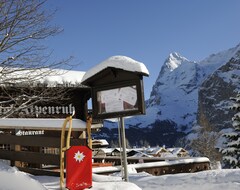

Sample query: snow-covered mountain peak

[169,52,185,60]
[146,44,240,130]
[100,43,240,148]
[232,43,240,60]
[163,52,189,72]
[147,43,240,132]
[196,43,240,82]
[200,43,240,66]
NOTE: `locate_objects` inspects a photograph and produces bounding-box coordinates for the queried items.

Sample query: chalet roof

[129,151,153,158]
[39,69,85,87]
[92,139,109,146]
[145,147,168,155]
[112,148,132,153]
[98,148,115,154]
[167,148,188,156]
[1,67,86,87]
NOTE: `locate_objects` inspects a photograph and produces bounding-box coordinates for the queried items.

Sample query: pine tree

[221,93,240,168]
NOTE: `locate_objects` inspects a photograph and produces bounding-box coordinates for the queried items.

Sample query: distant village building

[111,148,122,157]
[92,148,115,157]
[92,139,109,148]
[144,146,170,157]
[128,150,153,158]
[167,148,189,158]
[92,144,190,159]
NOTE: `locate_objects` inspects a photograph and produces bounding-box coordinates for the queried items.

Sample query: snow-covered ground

[0,160,239,190]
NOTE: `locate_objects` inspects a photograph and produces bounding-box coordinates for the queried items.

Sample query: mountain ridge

[99,43,240,147]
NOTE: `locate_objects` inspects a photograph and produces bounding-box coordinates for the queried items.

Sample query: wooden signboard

[92,79,145,119]
[0,86,91,120]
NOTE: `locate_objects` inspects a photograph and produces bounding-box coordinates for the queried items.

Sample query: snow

[2,55,150,86]
[40,69,85,86]
[81,55,149,84]
[163,52,192,72]
[1,67,85,86]
[0,161,46,190]
[92,139,109,147]
[93,157,210,174]
[125,53,199,130]
[0,160,240,190]
[0,118,102,130]
[218,69,240,85]
[223,156,238,165]
[131,169,240,190]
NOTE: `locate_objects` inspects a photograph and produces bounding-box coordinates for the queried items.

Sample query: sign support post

[119,116,129,182]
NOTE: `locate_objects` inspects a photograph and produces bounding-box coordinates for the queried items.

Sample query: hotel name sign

[0,104,75,118]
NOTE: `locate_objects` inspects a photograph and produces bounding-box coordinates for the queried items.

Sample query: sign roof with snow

[81,56,149,84]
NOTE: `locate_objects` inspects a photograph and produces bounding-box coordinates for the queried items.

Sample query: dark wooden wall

[0,133,87,176]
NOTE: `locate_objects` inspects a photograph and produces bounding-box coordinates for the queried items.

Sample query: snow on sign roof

[81,56,149,83]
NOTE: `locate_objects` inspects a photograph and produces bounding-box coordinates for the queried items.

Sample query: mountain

[146,52,199,131]
[197,49,240,132]
[96,43,240,148]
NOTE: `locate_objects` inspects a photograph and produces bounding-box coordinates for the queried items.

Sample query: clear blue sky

[45,0,240,99]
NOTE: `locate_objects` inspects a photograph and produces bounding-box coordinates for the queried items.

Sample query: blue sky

[45,0,240,99]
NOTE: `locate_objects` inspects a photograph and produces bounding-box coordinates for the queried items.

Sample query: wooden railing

[92,156,211,176]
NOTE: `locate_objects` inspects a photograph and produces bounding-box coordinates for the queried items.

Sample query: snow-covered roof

[39,69,85,86]
[0,118,102,131]
[149,147,168,155]
[97,148,115,154]
[2,56,149,87]
[129,152,153,158]
[1,67,86,87]
[82,55,149,83]
[92,139,109,146]
[112,148,132,153]
[167,148,188,155]
[93,157,210,174]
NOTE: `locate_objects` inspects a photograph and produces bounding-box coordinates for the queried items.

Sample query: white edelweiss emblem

[74,150,85,163]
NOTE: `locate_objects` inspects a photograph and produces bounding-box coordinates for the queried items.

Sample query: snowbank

[1,160,240,190]
[0,161,45,190]
[131,169,240,190]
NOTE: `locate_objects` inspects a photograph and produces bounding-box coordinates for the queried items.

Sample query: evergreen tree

[221,93,240,168]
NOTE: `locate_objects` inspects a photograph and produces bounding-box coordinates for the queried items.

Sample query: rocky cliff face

[197,51,240,132]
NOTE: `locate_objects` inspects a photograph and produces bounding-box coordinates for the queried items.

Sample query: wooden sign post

[81,56,149,182]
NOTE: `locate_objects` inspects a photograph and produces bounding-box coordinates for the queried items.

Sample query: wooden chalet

[0,69,102,176]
